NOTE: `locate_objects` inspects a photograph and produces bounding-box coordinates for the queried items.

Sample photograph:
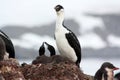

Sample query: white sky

[1,0,120,49]
[0,0,120,27]
[0,0,119,50]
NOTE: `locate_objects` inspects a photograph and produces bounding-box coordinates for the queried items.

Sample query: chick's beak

[113,67,119,70]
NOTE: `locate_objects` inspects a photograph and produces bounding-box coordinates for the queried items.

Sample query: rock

[0,58,25,80]
[0,55,93,80]
[32,55,51,64]
[32,55,72,64]
[22,55,93,80]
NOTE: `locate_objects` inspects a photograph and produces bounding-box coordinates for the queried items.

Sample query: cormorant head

[101,62,119,72]
[54,5,64,15]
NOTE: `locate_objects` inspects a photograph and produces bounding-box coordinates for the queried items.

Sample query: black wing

[103,70,108,80]
[45,42,56,56]
[0,30,15,58]
[65,31,81,64]
[39,42,45,56]
[0,30,9,39]
[94,69,103,80]
[0,37,6,60]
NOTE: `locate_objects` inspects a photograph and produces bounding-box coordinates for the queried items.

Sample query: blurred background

[0,0,120,75]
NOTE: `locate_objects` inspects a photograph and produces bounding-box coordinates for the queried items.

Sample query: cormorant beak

[113,67,119,70]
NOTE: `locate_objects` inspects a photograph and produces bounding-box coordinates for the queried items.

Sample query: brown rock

[21,55,93,80]
[0,58,25,80]
[32,55,51,64]
[0,55,93,80]
[32,55,72,64]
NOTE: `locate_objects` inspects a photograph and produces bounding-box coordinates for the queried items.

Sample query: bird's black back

[94,69,103,80]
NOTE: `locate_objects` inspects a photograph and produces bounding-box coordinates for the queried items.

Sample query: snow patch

[12,32,107,50]
[107,34,120,47]
[12,33,57,50]
[73,15,105,34]
[79,32,107,49]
